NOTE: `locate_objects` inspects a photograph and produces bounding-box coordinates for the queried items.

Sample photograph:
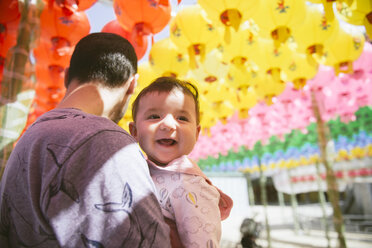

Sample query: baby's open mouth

[157,139,177,146]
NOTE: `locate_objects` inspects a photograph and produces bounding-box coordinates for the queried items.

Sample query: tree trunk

[311,90,347,248]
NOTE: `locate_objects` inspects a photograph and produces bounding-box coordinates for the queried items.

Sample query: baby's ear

[129,122,137,139]
[196,125,201,141]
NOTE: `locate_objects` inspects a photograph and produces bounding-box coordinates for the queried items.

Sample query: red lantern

[0,0,20,23]
[45,0,98,15]
[34,83,65,110]
[39,6,90,46]
[33,38,73,67]
[0,16,20,56]
[35,64,65,89]
[101,20,148,60]
[113,0,171,46]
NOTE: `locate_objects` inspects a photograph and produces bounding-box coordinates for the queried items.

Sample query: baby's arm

[171,174,222,248]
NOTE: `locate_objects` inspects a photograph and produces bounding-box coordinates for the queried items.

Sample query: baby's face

[130,89,200,166]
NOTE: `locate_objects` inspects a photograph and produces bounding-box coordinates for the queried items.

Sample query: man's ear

[129,122,137,139]
[127,74,138,95]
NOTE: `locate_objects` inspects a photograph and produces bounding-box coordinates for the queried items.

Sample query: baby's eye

[178,116,189,121]
[147,114,160,120]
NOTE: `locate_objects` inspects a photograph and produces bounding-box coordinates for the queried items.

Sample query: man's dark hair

[66,32,137,88]
[132,76,200,124]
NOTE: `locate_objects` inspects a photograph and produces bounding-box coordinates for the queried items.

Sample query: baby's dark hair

[132,77,200,124]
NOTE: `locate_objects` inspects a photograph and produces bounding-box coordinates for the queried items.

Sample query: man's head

[66,32,137,88]
[62,33,138,123]
[129,77,201,166]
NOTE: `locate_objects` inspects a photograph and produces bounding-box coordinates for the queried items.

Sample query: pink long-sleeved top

[148,155,233,248]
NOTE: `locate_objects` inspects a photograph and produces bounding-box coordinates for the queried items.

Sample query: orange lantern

[0,16,20,85]
[0,0,20,23]
[114,0,171,46]
[101,19,148,60]
[33,38,73,67]
[35,64,65,89]
[34,83,66,111]
[44,0,98,15]
[0,16,20,56]
[39,6,90,46]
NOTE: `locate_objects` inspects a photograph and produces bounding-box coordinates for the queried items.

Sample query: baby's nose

[160,115,177,131]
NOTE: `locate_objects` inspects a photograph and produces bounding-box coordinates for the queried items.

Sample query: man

[0,33,171,247]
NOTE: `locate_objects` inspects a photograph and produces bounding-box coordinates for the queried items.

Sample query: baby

[129,76,233,247]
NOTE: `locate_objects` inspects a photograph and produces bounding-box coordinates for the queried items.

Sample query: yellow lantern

[283,52,319,89]
[251,38,294,82]
[198,0,260,43]
[234,86,258,119]
[149,38,189,78]
[307,0,337,21]
[220,21,260,65]
[322,25,365,75]
[225,61,261,89]
[136,61,159,91]
[293,4,340,64]
[187,48,229,88]
[336,0,372,39]
[251,0,307,46]
[253,73,286,105]
[169,4,219,69]
[202,83,237,123]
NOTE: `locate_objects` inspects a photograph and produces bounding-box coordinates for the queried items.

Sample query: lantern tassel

[323,1,335,22]
[364,12,372,40]
[224,26,231,44]
[227,9,241,32]
[188,45,198,69]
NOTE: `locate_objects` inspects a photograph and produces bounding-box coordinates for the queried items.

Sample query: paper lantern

[292,5,339,64]
[251,38,294,82]
[198,0,259,43]
[0,0,20,23]
[45,0,97,15]
[322,24,365,75]
[251,0,307,46]
[283,52,319,89]
[35,64,65,89]
[225,61,261,89]
[220,21,260,65]
[336,0,372,35]
[101,19,148,60]
[33,38,73,67]
[34,83,65,110]
[234,86,258,119]
[149,38,189,77]
[253,74,286,105]
[114,0,171,46]
[186,48,229,89]
[307,0,336,21]
[0,16,20,56]
[39,7,90,46]
[169,4,219,69]
[136,61,159,91]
